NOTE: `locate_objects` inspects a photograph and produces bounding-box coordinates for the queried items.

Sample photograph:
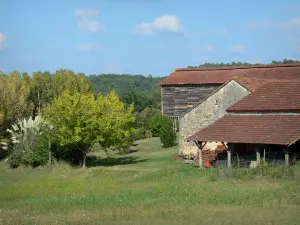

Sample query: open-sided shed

[187,81,300,167]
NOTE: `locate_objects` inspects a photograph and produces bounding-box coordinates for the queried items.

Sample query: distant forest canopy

[88,74,163,95]
[187,59,300,68]
[87,74,165,112]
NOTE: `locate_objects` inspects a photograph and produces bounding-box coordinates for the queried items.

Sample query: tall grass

[1,137,300,224]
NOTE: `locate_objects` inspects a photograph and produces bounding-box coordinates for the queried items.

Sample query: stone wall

[179,80,250,154]
[161,84,220,117]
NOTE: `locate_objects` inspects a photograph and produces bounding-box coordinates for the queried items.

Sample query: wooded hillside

[87,74,165,112]
[88,74,163,95]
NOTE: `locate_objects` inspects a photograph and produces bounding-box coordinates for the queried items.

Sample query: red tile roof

[227,81,300,112]
[159,64,300,86]
[231,77,276,92]
[187,115,300,145]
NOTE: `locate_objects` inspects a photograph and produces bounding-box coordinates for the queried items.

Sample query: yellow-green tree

[43,90,135,168]
[30,69,93,114]
[0,71,33,137]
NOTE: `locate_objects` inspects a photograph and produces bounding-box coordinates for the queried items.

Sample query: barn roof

[227,80,300,113]
[159,64,300,86]
[187,115,300,146]
[231,77,276,92]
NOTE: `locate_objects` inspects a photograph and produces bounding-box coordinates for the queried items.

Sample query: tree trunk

[48,139,52,165]
[82,152,87,168]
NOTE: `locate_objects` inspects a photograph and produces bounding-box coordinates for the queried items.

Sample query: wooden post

[236,152,240,168]
[195,141,206,168]
[220,142,231,168]
[256,148,260,164]
[227,144,232,168]
[198,142,203,168]
[284,147,289,166]
[263,148,266,162]
[199,146,203,168]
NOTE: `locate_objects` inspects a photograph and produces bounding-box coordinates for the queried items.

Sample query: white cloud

[78,43,99,52]
[74,8,103,33]
[78,18,102,33]
[200,44,215,52]
[134,14,183,35]
[0,33,6,50]
[230,44,248,53]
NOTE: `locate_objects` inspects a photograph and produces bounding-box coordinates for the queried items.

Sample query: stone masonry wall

[179,80,250,154]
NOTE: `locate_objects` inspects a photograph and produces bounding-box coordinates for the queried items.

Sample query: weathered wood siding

[161,84,220,117]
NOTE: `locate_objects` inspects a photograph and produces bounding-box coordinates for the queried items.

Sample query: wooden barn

[159,64,300,119]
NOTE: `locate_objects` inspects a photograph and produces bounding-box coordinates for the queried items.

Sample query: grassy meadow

[1,137,300,225]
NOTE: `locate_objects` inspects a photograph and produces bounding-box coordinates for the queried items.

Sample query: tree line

[187,59,300,68]
[0,69,175,168]
[88,74,163,112]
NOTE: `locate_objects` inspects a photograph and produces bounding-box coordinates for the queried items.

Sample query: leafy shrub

[6,117,51,152]
[8,135,49,168]
[149,115,164,137]
[9,151,23,168]
[132,128,147,141]
[159,116,176,148]
[5,117,52,168]
[29,135,49,167]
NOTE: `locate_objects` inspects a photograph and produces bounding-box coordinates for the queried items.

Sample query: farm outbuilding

[179,78,250,155]
[160,63,300,167]
[187,81,300,167]
[159,64,300,118]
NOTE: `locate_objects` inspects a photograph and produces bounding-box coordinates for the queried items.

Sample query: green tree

[159,116,176,148]
[5,116,52,168]
[0,72,33,137]
[43,90,135,168]
[87,73,164,111]
[149,115,165,137]
[133,107,161,140]
[135,107,161,130]
[188,59,300,68]
[30,69,93,115]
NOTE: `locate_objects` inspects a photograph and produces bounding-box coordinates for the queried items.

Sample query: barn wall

[161,85,220,117]
[179,80,250,154]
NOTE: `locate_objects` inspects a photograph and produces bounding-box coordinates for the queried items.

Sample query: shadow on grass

[86,155,147,167]
[128,149,138,154]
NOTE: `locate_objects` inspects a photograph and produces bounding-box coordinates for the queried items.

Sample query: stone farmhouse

[159,64,300,167]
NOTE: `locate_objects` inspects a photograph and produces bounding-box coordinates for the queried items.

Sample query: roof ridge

[175,63,300,72]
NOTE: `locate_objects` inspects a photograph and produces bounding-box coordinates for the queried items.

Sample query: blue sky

[0,0,300,77]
